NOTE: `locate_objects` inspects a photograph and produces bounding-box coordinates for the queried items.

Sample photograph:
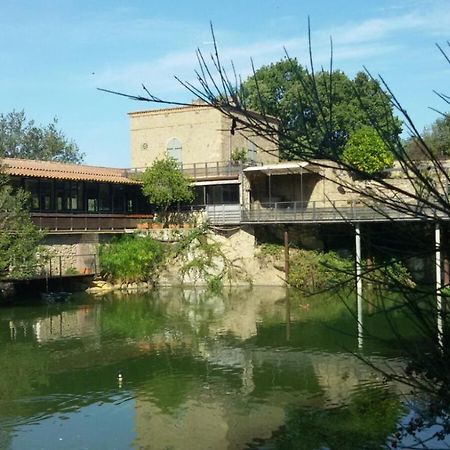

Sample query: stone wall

[39,233,113,275]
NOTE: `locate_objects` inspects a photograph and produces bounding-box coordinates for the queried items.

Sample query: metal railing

[241,200,443,224]
[34,253,98,278]
[126,161,254,180]
[205,204,242,224]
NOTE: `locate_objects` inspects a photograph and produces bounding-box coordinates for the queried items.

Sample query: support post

[444,256,450,287]
[436,223,443,346]
[268,172,272,205]
[355,223,363,349]
[284,226,290,281]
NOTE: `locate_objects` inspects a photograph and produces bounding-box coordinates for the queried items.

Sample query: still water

[0,287,416,449]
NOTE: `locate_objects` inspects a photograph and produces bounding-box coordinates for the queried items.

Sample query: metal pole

[284,226,290,281]
[355,223,363,349]
[436,222,443,347]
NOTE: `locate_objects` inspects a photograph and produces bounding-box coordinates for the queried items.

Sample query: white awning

[243,161,320,176]
[193,179,240,186]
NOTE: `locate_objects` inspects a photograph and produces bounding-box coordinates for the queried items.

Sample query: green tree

[423,114,450,157]
[241,59,402,159]
[0,171,42,278]
[341,126,395,175]
[141,157,194,225]
[0,110,84,163]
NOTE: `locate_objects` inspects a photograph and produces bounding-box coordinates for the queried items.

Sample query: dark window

[194,186,206,205]
[206,184,239,204]
[40,180,53,211]
[24,179,40,211]
[112,185,125,213]
[86,183,98,213]
[98,184,111,213]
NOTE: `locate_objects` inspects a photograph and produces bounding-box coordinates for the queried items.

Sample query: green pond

[0,287,422,449]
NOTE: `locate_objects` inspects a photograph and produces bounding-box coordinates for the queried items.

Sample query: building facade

[129,104,279,169]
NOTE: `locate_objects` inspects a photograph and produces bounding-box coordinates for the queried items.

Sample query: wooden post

[355,223,363,349]
[284,226,290,281]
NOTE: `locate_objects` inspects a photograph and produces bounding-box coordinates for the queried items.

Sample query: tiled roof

[1,158,140,185]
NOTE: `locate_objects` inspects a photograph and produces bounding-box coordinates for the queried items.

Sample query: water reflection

[0,288,414,449]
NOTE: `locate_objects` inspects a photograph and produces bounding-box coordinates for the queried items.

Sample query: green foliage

[64,267,79,275]
[0,172,42,279]
[288,250,353,292]
[258,243,284,258]
[241,59,401,159]
[370,258,416,290]
[173,224,245,287]
[231,147,248,164]
[207,275,223,294]
[99,234,165,283]
[342,126,394,175]
[0,110,84,163]
[141,157,194,224]
[423,113,450,157]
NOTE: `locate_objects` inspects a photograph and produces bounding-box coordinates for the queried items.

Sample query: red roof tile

[1,158,140,185]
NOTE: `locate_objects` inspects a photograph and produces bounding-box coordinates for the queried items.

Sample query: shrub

[288,250,353,292]
[99,235,165,283]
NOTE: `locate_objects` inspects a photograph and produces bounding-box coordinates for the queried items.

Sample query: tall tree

[240,59,402,159]
[0,171,42,279]
[0,110,84,163]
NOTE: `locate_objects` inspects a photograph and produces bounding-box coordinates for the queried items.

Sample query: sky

[0,0,449,168]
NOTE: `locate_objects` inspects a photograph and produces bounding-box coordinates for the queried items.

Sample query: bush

[288,250,353,292]
[99,235,165,283]
[341,126,394,175]
[369,258,416,290]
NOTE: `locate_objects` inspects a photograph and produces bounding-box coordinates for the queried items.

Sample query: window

[40,180,53,211]
[112,185,125,213]
[98,184,111,213]
[166,138,182,164]
[25,179,40,211]
[86,183,98,213]
[247,141,257,163]
[206,184,239,204]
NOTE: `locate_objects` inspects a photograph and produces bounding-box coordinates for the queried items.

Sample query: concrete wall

[129,105,278,168]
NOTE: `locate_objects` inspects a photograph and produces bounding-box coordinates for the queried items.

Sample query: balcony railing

[241,200,441,223]
[31,213,153,232]
[126,161,256,181]
[204,200,444,225]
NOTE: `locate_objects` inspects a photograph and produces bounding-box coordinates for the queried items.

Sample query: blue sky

[1,0,449,167]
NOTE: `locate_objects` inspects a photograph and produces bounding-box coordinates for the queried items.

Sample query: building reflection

[7,305,100,343]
